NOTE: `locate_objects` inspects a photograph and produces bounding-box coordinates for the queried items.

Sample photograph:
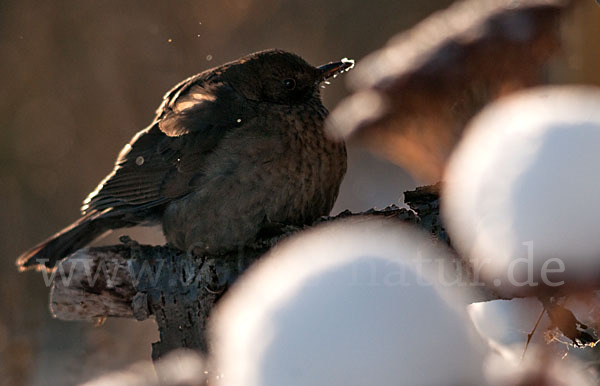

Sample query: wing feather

[81,124,190,214]
[81,72,254,217]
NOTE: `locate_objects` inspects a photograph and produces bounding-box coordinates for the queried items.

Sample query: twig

[522,305,546,362]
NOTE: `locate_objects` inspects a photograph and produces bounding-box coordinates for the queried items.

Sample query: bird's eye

[282,78,296,90]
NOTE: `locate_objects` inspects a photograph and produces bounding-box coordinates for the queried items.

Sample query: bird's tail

[16,213,116,271]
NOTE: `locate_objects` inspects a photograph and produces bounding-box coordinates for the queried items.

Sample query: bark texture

[50,184,505,358]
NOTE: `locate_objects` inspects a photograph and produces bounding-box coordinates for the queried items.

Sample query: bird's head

[221,49,354,105]
[157,49,353,136]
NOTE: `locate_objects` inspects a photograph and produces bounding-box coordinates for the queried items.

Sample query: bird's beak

[317,59,355,82]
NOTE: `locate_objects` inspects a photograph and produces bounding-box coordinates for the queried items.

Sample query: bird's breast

[162,101,346,252]
[255,102,347,224]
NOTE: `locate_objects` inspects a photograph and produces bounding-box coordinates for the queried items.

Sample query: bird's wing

[155,71,253,137]
[81,124,197,214]
[82,76,255,215]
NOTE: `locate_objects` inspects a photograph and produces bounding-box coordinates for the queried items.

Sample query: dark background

[1,1,598,385]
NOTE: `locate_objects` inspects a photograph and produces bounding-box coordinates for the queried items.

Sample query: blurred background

[0,0,598,385]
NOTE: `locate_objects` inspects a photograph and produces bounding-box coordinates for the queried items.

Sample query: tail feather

[16,214,114,271]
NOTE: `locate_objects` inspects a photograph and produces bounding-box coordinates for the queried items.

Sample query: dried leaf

[328,0,573,181]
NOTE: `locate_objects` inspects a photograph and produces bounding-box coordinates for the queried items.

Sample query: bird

[17,49,353,270]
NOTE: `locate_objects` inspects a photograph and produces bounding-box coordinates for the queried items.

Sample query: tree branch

[48,184,506,357]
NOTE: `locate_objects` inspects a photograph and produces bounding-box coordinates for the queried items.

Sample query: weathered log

[49,184,505,358]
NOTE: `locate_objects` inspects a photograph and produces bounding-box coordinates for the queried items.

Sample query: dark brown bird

[17,49,352,270]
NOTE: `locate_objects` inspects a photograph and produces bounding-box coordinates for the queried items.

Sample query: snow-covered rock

[210,219,487,386]
[443,86,600,295]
